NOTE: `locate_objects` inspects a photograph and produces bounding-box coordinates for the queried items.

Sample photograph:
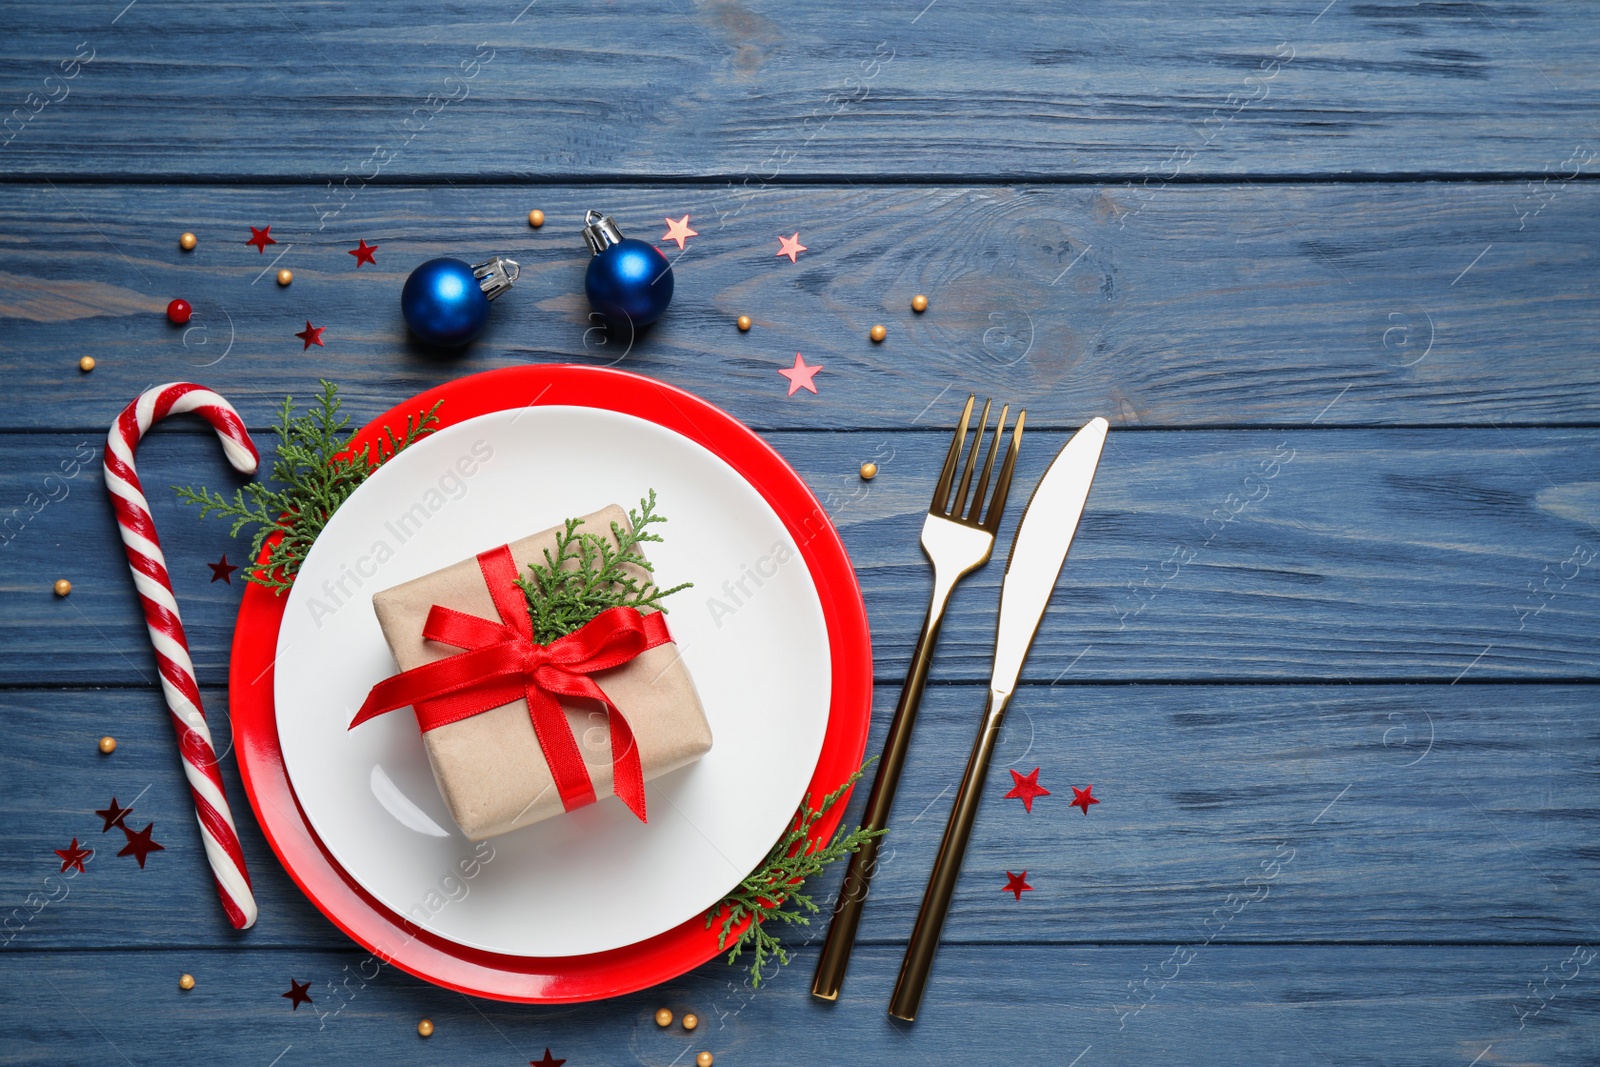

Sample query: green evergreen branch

[174,380,440,593]
[515,489,692,645]
[707,760,885,988]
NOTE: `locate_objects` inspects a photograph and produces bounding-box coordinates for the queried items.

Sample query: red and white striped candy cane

[104,383,260,929]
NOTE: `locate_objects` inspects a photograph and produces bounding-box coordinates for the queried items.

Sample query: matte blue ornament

[401,255,518,347]
[582,210,674,328]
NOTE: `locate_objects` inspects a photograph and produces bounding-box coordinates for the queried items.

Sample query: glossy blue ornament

[582,211,674,328]
[401,255,518,347]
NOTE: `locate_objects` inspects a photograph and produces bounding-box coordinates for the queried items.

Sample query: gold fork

[811,394,1024,1001]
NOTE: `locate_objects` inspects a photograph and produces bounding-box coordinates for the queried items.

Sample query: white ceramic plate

[275,406,832,958]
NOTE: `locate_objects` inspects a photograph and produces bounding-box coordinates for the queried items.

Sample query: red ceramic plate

[230,365,872,1002]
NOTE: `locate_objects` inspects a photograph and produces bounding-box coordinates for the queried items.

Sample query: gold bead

[79,356,96,372]
[736,315,751,332]
[859,462,877,481]
[178,973,195,990]
[98,736,117,754]
[696,1053,713,1067]
[869,324,887,343]
[276,268,293,287]
[417,1019,434,1038]
[53,579,72,597]
[528,209,545,228]
[179,232,197,252]
[911,294,929,313]
[654,1008,673,1027]
[682,1013,699,1031]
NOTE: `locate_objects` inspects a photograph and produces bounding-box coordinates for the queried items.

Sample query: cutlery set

[811,395,1109,1022]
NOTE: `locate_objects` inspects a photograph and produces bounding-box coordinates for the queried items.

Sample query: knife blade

[888,415,1108,1022]
[990,415,1108,701]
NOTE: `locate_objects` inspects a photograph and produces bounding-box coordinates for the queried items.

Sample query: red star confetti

[1003,870,1033,900]
[207,554,239,584]
[95,798,133,832]
[55,838,92,874]
[776,232,807,263]
[1070,784,1100,815]
[295,321,326,350]
[530,1050,566,1067]
[282,979,314,1010]
[1004,767,1051,813]
[779,352,822,396]
[118,822,165,868]
[246,226,277,253]
[348,239,378,267]
[662,214,698,251]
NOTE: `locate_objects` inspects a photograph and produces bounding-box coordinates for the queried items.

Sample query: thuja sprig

[708,760,884,988]
[174,380,441,593]
[515,490,692,645]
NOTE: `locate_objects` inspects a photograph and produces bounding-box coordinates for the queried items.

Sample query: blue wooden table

[3,2,1598,1063]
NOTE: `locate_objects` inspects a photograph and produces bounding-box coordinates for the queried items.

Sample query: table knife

[888,416,1109,1022]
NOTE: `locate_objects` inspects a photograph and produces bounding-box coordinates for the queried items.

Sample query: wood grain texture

[2,182,1598,431]
[2,683,1594,951]
[4,3,1599,1058]
[3,428,1596,687]
[0,1,1596,179]
[3,944,1595,1065]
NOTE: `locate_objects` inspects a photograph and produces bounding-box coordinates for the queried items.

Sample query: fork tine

[966,403,1007,522]
[932,394,975,513]
[952,398,991,517]
[982,408,1025,533]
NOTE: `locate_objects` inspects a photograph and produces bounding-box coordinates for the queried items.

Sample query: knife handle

[811,598,947,1001]
[889,690,1007,1022]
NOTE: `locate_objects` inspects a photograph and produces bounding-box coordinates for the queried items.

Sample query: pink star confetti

[778,352,822,396]
[776,232,807,263]
[1004,767,1052,813]
[662,214,698,251]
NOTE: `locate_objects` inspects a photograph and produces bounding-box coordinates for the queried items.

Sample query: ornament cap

[582,210,626,256]
[472,255,520,301]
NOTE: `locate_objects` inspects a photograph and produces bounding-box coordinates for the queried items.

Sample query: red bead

[166,299,192,325]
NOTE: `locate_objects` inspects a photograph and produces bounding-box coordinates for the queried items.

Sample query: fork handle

[889,688,1009,1022]
[811,589,951,1001]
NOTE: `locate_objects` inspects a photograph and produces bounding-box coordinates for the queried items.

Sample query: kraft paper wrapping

[370,504,712,840]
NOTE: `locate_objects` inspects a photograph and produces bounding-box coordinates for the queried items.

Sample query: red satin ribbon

[350,544,673,822]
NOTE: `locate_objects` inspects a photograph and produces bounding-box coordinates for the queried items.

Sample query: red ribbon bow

[351,544,673,822]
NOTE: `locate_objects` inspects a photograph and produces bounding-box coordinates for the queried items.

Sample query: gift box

[352,504,712,840]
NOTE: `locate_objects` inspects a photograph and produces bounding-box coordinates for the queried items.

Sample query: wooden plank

[2,944,1594,1064]
[2,428,1596,687]
[1,2,1596,178]
[3,182,1599,431]
[2,684,1594,951]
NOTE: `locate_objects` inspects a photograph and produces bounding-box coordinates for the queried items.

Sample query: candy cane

[104,383,260,929]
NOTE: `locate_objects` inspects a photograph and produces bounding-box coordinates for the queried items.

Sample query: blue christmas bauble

[585,239,674,328]
[402,257,491,347]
